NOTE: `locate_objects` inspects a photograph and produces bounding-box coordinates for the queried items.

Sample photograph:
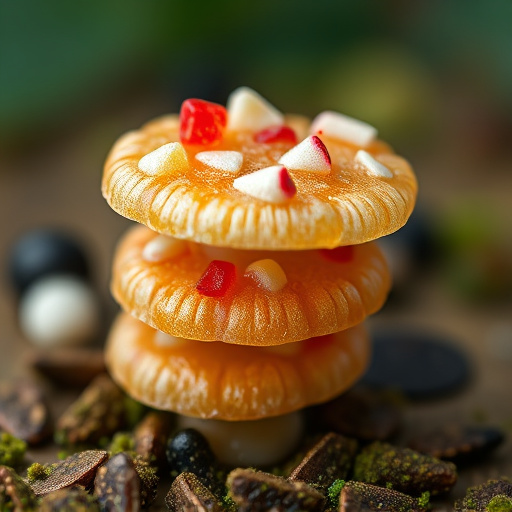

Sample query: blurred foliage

[405,0,512,111]
[1,0,512,150]
[434,199,512,302]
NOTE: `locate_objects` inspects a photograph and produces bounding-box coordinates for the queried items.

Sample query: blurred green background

[2,0,512,149]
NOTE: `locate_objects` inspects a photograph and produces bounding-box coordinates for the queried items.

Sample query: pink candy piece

[254,126,298,144]
[278,136,331,174]
[180,99,227,145]
[233,165,296,204]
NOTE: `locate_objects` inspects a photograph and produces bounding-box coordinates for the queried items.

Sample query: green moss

[418,491,430,508]
[0,433,26,467]
[455,479,512,512]
[123,396,146,428]
[132,456,159,507]
[222,492,238,512]
[0,466,38,511]
[327,479,345,508]
[109,432,135,455]
[26,462,53,482]
[488,495,512,512]
[353,441,457,496]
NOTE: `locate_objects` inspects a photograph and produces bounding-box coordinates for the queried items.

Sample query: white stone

[278,136,331,174]
[227,87,283,132]
[142,235,187,263]
[195,151,243,174]
[233,165,296,204]
[310,111,377,147]
[355,150,393,178]
[177,411,304,466]
[19,275,100,347]
[138,142,189,176]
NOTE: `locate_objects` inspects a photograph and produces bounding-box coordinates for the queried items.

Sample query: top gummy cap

[102,87,417,250]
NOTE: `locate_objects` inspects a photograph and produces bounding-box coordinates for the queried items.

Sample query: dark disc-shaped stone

[8,229,90,295]
[361,329,471,399]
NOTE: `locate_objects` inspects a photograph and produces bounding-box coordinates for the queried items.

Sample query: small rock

[55,374,128,446]
[339,480,429,512]
[454,479,512,512]
[361,329,471,399]
[39,486,100,511]
[227,468,325,512]
[408,424,505,464]
[353,441,457,496]
[94,453,141,512]
[288,432,358,493]
[28,347,106,388]
[166,429,223,496]
[28,450,108,496]
[132,456,159,508]
[19,275,101,348]
[165,472,224,512]
[317,387,401,441]
[8,229,90,296]
[0,379,52,445]
[0,465,38,511]
[134,411,173,470]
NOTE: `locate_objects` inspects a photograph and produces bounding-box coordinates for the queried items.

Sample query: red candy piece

[319,246,354,263]
[180,99,227,145]
[254,126,298,144]
[196,260,236,297]
[278,167,297,198]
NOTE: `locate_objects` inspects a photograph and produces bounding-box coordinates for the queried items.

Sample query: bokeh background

[1,0,512,495]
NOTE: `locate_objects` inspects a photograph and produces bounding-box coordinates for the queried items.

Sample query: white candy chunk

[142,235,187,262]
[227,87,284,132]
[19,276,100,348]
[355,150,393,178]
[138,142,189,176]
[310,111,377,147]
[195,151,243,174]
[154,330,186,347]
[177,411,304,467]
[278,135,331,174]
[233,165,296,204]
[245,259,288,292]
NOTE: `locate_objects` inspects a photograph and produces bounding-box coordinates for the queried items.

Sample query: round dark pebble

[8,229,90,295]
[166,428,223,495]
[360,329,471,399]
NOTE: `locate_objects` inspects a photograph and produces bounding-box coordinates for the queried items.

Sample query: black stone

[166,429,222,496]
[8,229,90,295]
[361,329,471,399]
[317,387,402,441]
